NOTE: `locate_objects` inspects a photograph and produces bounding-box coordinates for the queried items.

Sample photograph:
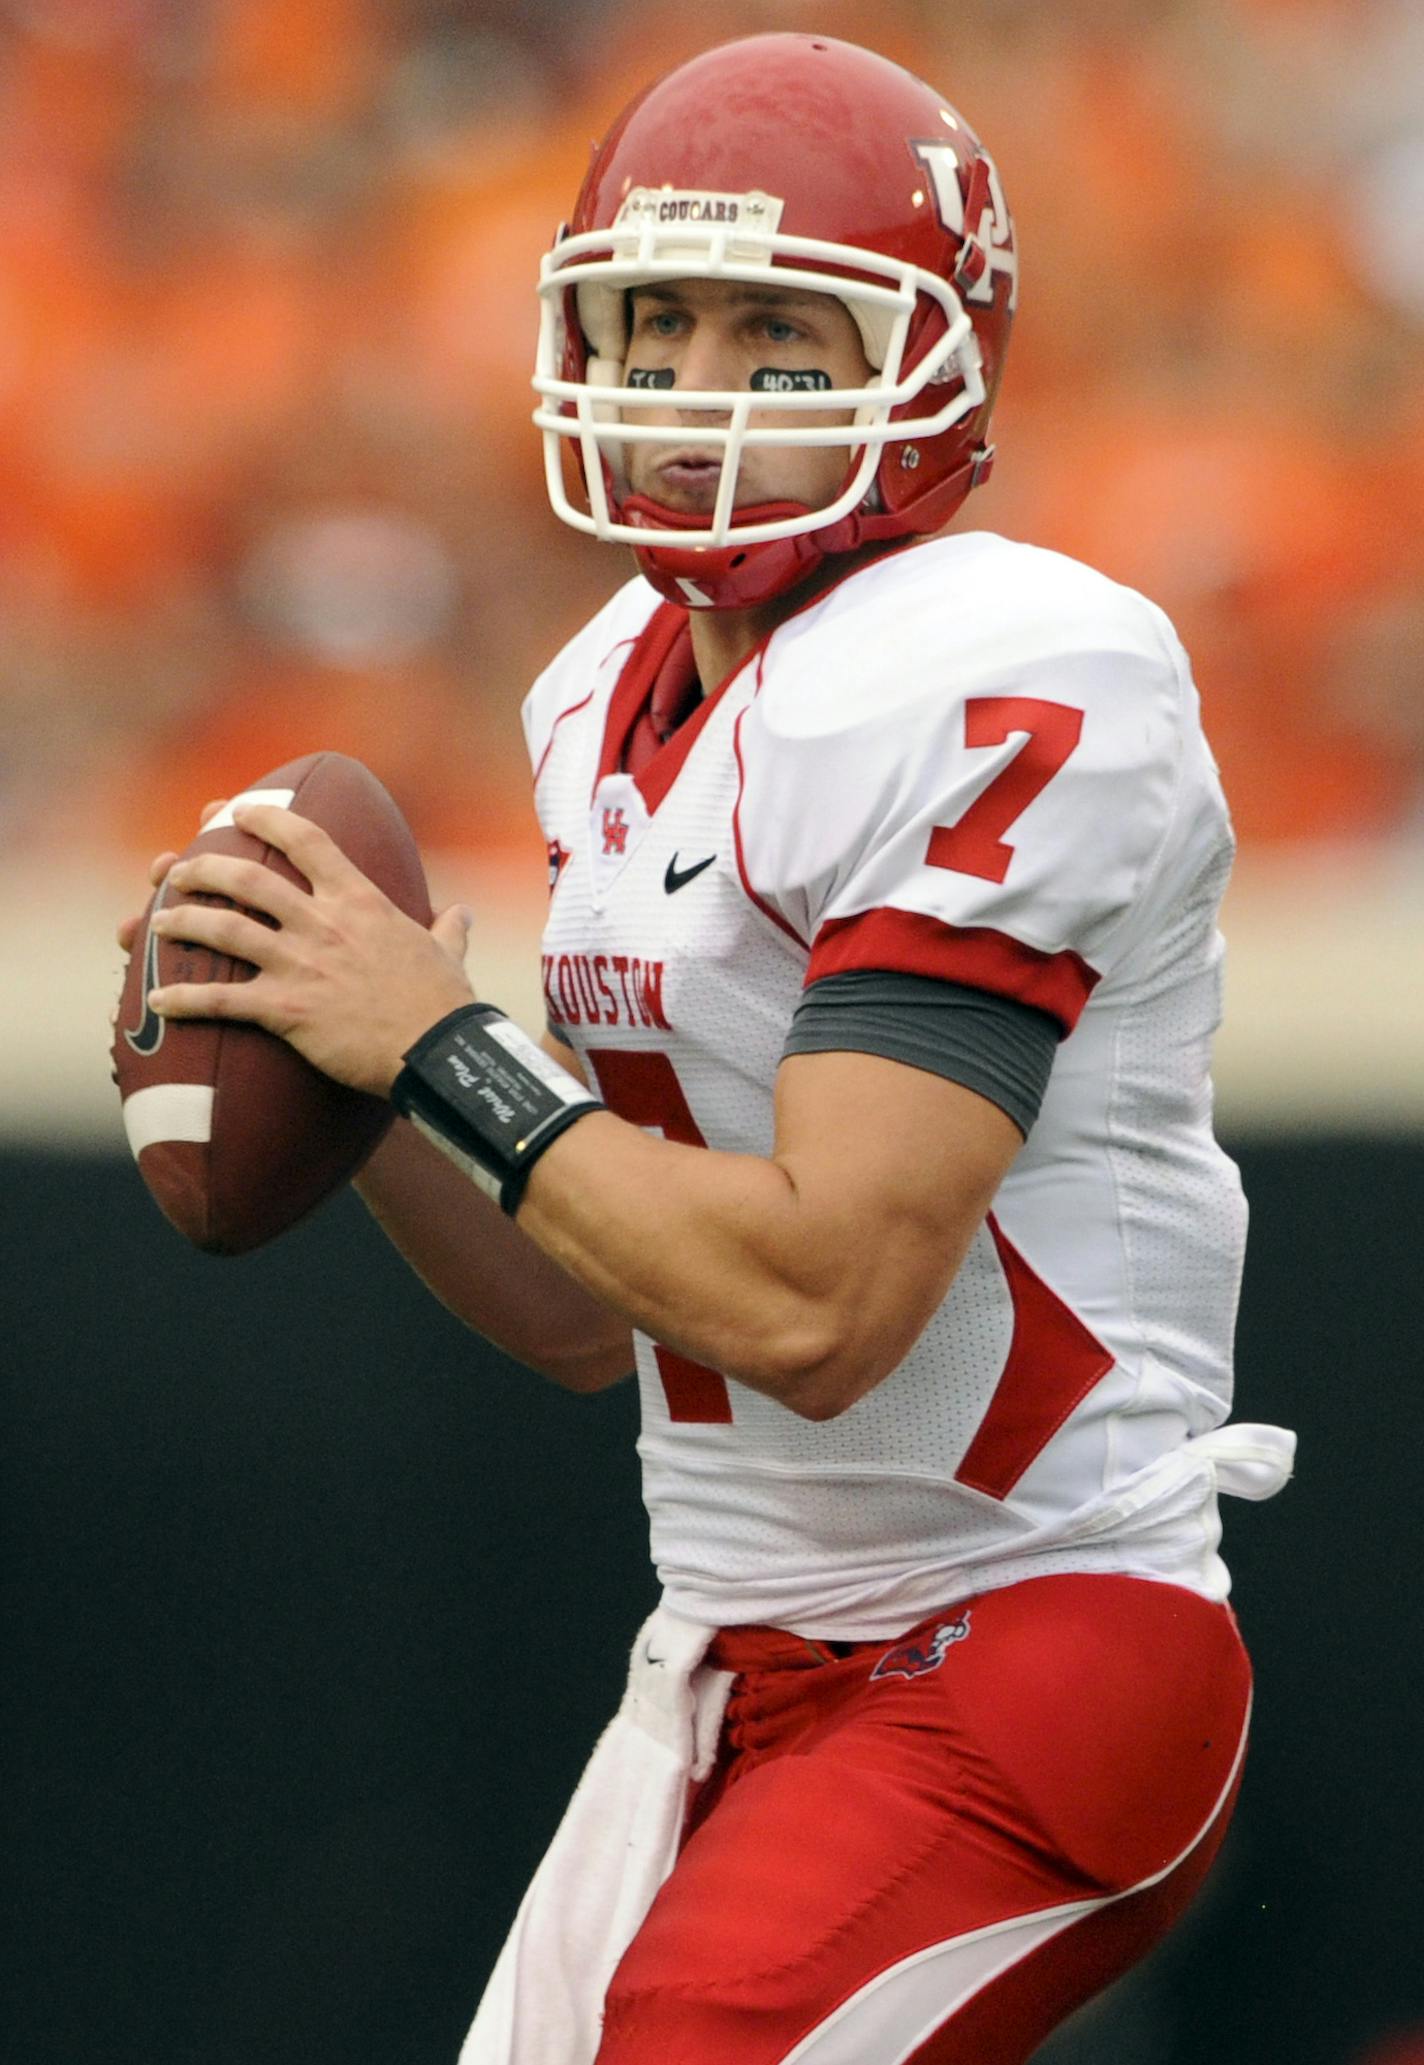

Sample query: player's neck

[685,541,910,695]
[686,598,787,697]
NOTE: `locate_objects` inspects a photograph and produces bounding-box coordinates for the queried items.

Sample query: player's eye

[636,307,686,339]
[759,316,803,344]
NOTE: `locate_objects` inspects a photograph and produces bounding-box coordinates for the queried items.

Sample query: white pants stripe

[776,1696,1251,2065]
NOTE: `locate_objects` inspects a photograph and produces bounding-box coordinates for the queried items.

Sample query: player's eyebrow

[630,283,828,312]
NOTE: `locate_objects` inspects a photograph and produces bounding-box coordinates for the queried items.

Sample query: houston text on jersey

[543,951,673,1032]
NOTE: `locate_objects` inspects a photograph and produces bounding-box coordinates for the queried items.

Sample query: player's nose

[671,322,740,414]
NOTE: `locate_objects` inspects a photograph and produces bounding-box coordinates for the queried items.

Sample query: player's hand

[114,798,228,958]
[143,803,475,1097]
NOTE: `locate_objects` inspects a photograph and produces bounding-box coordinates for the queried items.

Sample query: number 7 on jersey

[927,696,1083,884]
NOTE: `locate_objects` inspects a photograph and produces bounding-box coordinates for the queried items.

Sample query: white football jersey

[523,532,1292,1639]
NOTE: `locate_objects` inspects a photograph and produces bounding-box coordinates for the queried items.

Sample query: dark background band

[3,1138,1416,2065]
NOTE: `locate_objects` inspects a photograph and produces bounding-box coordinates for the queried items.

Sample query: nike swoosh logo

[664,852,716,895]
[122,877,171,1057]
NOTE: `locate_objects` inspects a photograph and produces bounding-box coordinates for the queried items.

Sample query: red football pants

[595,1574,1251,2064]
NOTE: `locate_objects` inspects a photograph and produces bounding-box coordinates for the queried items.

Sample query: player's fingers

[147,977,279,1028]
[149,849,181,888]
[150,900,282,969]
[232,804,359,892]
[166,851,310,929]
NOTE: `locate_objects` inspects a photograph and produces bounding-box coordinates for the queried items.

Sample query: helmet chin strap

[622,495,834,610]
[621,441,993,611]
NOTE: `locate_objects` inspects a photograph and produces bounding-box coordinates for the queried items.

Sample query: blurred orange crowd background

[1,0,1420,868]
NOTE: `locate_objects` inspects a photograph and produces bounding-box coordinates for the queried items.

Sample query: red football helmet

[533,33,1017,611]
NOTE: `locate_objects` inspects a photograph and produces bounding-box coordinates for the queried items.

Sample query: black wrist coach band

[391,1003,603,1216]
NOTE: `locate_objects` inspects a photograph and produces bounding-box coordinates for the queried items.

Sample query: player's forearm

[354,1119,634,1391]
[516,1112,954,1418]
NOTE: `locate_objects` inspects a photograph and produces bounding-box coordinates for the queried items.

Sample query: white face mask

[532,193,987,554]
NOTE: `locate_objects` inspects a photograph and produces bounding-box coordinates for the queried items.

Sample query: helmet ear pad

[866,295,992,531]
[555,279,623,488]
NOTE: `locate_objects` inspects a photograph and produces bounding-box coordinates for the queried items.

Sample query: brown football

[112,751,432,1255]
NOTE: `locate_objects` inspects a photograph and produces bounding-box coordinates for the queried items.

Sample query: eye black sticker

[751,368,832,392]
[628,367,677,389]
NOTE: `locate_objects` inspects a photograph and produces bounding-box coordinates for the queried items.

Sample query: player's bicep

[773,1048,1022,1243]
[770,1049,1023,1391]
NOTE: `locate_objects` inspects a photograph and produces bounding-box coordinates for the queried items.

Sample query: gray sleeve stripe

[781,971,1059,1139]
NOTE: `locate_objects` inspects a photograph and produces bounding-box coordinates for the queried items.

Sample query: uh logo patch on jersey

[588,772,651,908]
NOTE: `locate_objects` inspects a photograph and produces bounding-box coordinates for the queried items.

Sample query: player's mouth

[652,449,725,509]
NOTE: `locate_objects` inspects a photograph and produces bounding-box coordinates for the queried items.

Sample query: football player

[130,33,1295,2063]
